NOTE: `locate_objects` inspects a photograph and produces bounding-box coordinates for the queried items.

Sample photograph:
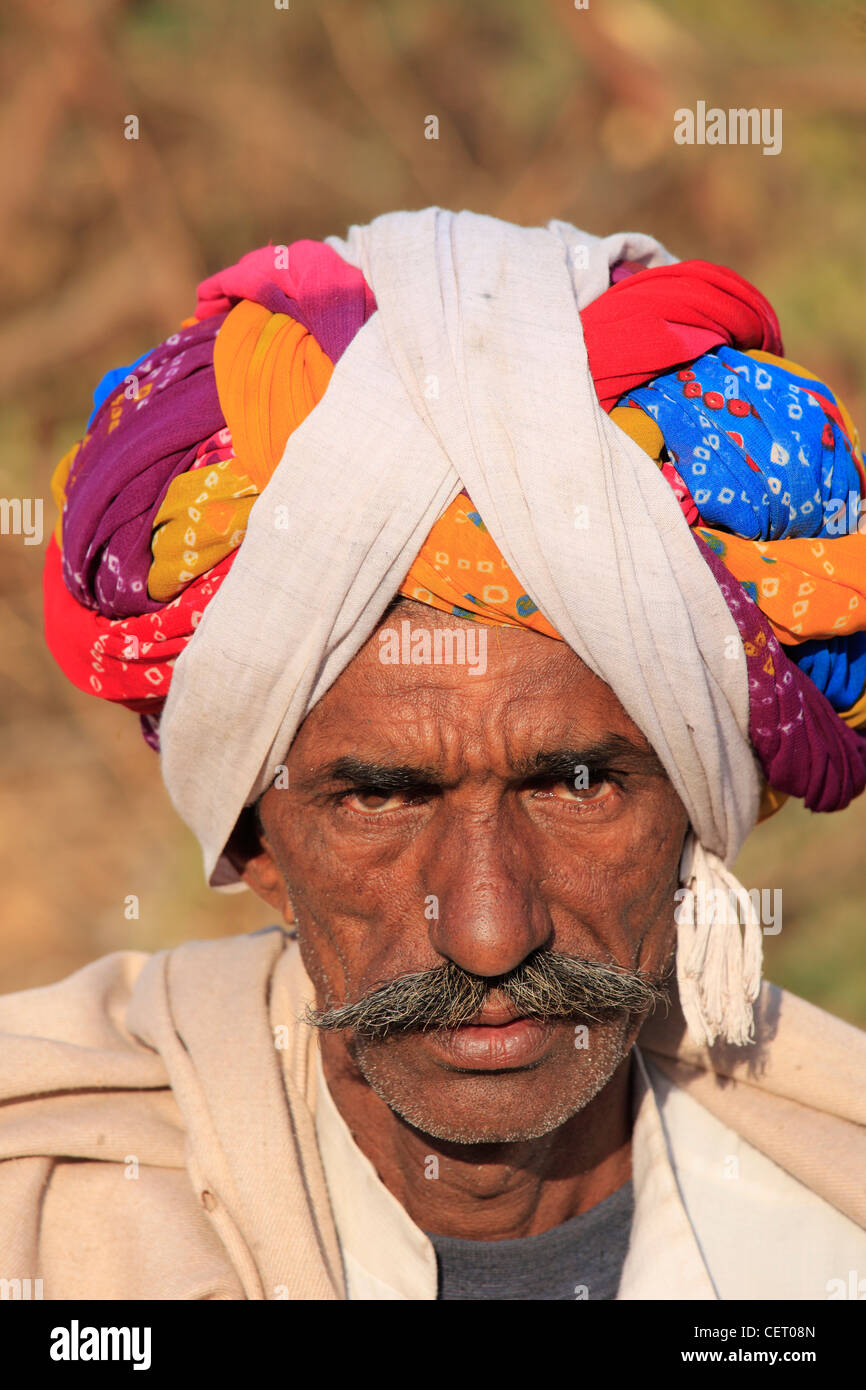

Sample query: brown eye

[551,778,613,803]
[344,790,404,813]
[528,777,616,807]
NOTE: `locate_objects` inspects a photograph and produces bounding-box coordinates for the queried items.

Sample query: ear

[240,844,296,923]
[224,805,295,924]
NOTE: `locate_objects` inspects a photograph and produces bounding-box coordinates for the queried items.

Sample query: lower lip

[422,1018,555,1070]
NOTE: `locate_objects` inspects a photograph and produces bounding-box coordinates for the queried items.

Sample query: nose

[426,808,552,977]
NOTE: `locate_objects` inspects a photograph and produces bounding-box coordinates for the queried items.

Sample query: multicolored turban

[43,208,866,1045]
[45,236,866,800]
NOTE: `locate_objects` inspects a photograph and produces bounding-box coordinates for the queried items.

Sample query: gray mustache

[306,949,670,1040]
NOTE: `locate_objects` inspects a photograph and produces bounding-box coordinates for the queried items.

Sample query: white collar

[313,1044,716,1300]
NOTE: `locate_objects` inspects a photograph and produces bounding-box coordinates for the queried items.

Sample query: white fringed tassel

[676,831,763,1047]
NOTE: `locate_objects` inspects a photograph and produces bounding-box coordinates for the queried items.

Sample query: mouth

[420,1014,558,1071]
[467,1003,524,1026]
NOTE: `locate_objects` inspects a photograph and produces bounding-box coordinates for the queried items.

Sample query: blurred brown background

[1,0,865,1021]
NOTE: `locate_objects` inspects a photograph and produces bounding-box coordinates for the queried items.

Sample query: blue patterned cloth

[623,347,861,541]
[622,346,866,718]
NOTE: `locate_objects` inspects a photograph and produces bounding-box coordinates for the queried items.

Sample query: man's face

[250,600,689,1144]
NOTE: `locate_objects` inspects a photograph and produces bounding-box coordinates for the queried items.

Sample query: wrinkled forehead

[288,596,662,774]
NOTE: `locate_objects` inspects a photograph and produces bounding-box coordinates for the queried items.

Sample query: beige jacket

[0,926,864,1300]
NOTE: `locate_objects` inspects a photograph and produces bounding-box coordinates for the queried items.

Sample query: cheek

[536,795,686,943]
[617,809,684,976]
[276,834,424,1009]
[259,820,352,1003]
[271,802,408,917]
[270,798,427,928]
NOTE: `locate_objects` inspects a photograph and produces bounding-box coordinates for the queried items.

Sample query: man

[3,207,866,1300]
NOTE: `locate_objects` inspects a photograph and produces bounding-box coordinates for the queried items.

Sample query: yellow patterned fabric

[396,491,562,639]
[145,300,334,601]
[149,458,259,601]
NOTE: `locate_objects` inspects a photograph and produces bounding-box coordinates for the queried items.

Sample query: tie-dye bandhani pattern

[53,242,372,623]
[149,427,256,601]
[58,314,229,619]
[397,492,560,638]
[612,347,866,727]
[695,528,866,644]
[146,297,336,598]
[43,242,866,822]
[43,536,236,743]
[695,535,866,809]
[45,240,375,717]
[623,348,865,540]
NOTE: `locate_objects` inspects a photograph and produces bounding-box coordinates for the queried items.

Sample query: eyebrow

[513,738,666,779]
[304,737,665,791]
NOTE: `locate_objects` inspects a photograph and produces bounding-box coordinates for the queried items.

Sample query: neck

[318,1035,634,1241]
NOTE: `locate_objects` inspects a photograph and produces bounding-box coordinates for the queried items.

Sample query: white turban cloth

[159,207,764,1045]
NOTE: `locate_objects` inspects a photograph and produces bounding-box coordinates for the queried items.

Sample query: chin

[386,1093,587,1145]
[352,1019,633,1146]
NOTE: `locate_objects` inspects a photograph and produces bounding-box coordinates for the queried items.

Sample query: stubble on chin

[347,1014,637,1145]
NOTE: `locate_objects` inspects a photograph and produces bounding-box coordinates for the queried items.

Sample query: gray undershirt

[426,1177,634,1301]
